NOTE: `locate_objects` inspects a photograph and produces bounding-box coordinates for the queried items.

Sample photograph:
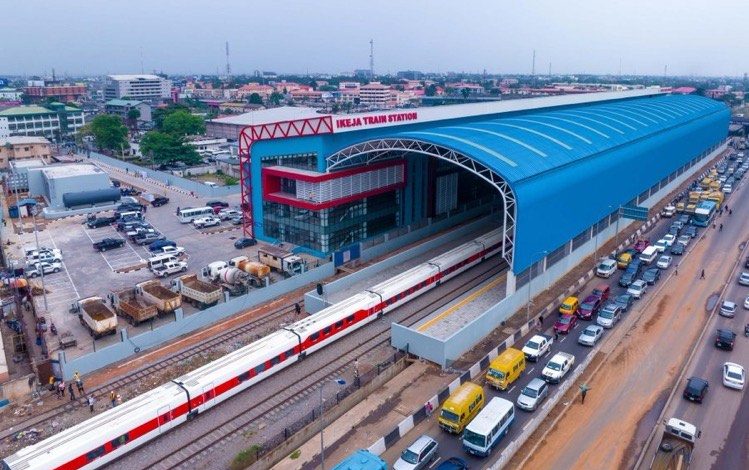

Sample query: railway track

[0,301,299,446]
[143,259,506,470]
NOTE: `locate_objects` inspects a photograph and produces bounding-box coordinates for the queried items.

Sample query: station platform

[414,266,507,339]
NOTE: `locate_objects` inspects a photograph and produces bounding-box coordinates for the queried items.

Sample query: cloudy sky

[2,0,746,77]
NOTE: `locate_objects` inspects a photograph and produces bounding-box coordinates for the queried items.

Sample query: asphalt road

[381,194,692,468]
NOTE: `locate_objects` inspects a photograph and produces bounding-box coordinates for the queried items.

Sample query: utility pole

[369,39,375,78]
[531,49,536,76]
[140,47,144,74]
[225,41,231,79]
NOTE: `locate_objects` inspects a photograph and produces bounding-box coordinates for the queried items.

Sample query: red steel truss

[238,115,334,237]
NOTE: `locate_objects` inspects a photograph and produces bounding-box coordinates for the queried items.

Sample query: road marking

[560,336,566,342]
[527,367,535,373]
[428,457,441,469]
[508,385,516,394]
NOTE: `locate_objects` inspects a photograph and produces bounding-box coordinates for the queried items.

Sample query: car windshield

[525,340,539,350]
[557,316,571,324]
[463,429,486,447]
[547,361,562,371]
[581,302,594,311]
[488,368,505,380]
[401,449,420,464]
[440,409,460,423]
[583,327,597,336]
[727,371,743,380]
[562,303,573,310]
[599,310,613,319]
[521,386,538,398]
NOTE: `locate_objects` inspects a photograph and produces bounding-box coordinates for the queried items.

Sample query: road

[516,164,749,470]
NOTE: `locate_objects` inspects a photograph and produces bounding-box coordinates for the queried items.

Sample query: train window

[323,326,331,335]
[255,364,265,374]
[86,446,106,461]
[110,434,129,449]
[238,371,250,382]
[335,320,343,329]
[310,332,319,341]
[271,356,280,366]
[285,348,296,358]
[346,314,355,324]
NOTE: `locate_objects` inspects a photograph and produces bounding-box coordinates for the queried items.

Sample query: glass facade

[261,152,317,170]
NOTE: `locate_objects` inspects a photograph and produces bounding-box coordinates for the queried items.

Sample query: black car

[92,238,125,252]
[744,255,749,269]
[667,226,680,237]
[87,216,117,228]
[614,293,634,312]
[151,196,170,207]
[670,243,685,255]
[642,268,661,285]
[683,377,709,403]
[678,214,690,225]
[437,457,469,470]
[684,226,698,238]
[207,200,229,208]
[715,328,736,351]
[234,237,257,249]
[619,270,637,287]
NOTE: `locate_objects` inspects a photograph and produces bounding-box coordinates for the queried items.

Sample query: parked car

[613,294,634,312]
[627,280,648,299]
[135,233,165,245]
[656,255,672,270]
[93,238,125,252]
[683,377,709,403]
[26,261,62,277]
[193,216,220,229]
[516,377,549,411]
[684,226,698,238]
[230,215,245,225]
[151,196,170,207]
[578,324,604,346]
[744,295,749,310]
[436,457,468,470]
[597,303,621,328]
[723,363,745,390]
[670,243,685,256]
[152,260,188,278]
[27,250,62,264]
[719,301,737,318]
[206,200,229,208]
[86,216,117,229]
[677,235,691,246]
[738,272,749,286]
[634,239,650,253]
[149,239,177,252]
[234,237,257,249]
[157,245,185,256]
[662,234,676,246]
[218,209,241,220]
[642,268,661,285]
[715,329,736,351]
[578,295,602,320]
[619,270,637,288]
[393,435,439,470]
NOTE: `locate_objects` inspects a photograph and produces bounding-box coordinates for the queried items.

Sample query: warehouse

[28,164,119,215]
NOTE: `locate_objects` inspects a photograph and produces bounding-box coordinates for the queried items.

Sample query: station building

[238,89,729,310]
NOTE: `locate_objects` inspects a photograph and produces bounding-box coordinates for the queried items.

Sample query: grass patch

[230,444,262,470]
[290,449,301,460]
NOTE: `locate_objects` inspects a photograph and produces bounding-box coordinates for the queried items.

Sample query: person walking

[87,395,95,413]
[74,372,84,394]
[58,380,66,399]
[729,209,732,216]
[580,384,590,404]
[700,269,705,279]
[110,390,117,408]
[719,223,723,232]
[554,330,560,341]
[294,303,301,315]
[68,382,75,401]
[176,206,180,216]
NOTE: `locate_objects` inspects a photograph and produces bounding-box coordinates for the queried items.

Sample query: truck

[258,247,305,277]
[110,288,158,325]
[229,256,270,287]
[521,334,553,362]
[172,274,222,309]
[650,418,700,470]
[541,352,575,384]
[136,280,182,315]
[76,297,118,339]
[152,260,188,278]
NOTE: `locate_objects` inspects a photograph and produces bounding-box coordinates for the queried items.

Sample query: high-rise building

[105,74,172,101]
[24,81,87,102]
[359,82,392,108]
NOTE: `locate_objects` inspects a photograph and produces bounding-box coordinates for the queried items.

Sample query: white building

[105,74,172,101]
[359,82,392,109]
[0,104,85,139]
[0,88,23,101]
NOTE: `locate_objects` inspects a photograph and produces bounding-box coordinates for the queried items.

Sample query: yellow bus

[486,348,526,390]
[438,382,484,434]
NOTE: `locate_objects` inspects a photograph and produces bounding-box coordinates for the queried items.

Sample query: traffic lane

[711,371,749,470]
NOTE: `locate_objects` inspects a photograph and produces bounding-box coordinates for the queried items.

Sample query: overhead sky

[2,0,747,77]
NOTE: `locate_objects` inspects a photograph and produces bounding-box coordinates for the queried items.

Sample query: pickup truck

[135,232,165,245]
[521,334,553,362]
[650,418,700,470]
[93,238,125,252]
[542,352,575,384]
[152,260,188,277]
[193,216,220,229]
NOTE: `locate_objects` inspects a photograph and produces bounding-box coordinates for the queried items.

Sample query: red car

[578,295,602,320]
[553,314,578,334]
[591,283,610,303]
[634,239,650,253]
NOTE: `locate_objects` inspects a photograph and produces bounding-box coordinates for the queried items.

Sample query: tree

[126,108,141,130]
[140,131,201,165]
[89,114,128,151]
[269,92,283,106]
[247,93,263,105]
[162,110,205,137]
[425,84,437,96]
[153,103,191,130]
[461,88,471,99]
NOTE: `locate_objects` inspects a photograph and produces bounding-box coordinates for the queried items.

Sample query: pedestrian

[143,205,147,213]
[719,223,723,232]
[87,395,95,413]
[68,382,75,401]
[110,390,117,408]
[580,383,590,404]
[700,269,705,279]
[725,203,729,211]
[58,380,65,399]
[294,303,301,315]
[554,330,559,341]
[729,209,732,216]
[713,222,717,229]
[425,401,433,416]
[74,371,84,394]
[674,267,678,276]
[176,206,180,215]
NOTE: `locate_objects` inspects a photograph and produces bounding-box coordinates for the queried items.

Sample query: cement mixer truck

[229,256,270,287]
[205,257,270,296]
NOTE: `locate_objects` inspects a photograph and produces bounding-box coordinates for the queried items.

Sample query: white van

[147,254,177,271]
[462,397,515,457]
[639,246,658,264]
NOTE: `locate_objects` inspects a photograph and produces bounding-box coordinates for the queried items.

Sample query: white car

[723,362,745,390]
[627,280,648,299]
[744,295,749,310]
[596,259,617,278]
[27,261,62,277]
[26,249,63,264]
[578,325,604,346]
[193,216,220,229]
[654,240,668,253]
[738,272,749,286]
[656,255,672,269]
[677,235,691,246]
[662,234,676,247]
[720,301,737,318]
[159,246,186,256]
[218,209,241,221]
[723,185,733,194]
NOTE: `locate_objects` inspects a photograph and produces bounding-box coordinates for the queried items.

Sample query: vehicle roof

[490,348,524,369]
[717,328,736,337]
[582,294,600,303]
[525,377,546,389]
[562,296,578,303]
[464,397,513,434]
[444,382,483,406]
[406,435,435,452]
[724,362,744,372]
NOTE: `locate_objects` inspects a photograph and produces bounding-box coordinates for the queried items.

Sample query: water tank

[62,188,121,208]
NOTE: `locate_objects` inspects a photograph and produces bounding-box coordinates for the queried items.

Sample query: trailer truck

[75,297,118,338]
[172,274,222,309]
[110,288,158,325]
[136,280,182,315]
[650,418,700,470]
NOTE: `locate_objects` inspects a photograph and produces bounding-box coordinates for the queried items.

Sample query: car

[676,235,691,246]
[684,226,698,238]
[193,216,221,229]
[578,324,604,346]
[738,272,749,286]
[656,255,672,269]
[715,328,736,351]
[393,435,439,470]
[619,270,637,287]
[591,284,610,302]
[116,203,144,213]
[596,259,618,278]
[723,363,746,390]
[128,228,158,240]
[745,295,749,310]
[662,234,676,246]
[672,220,685,230]
[578,295,602,320]
[26,261,62,277]
[92,238,125,252]
[218,209,242,220]
[683,377,709,403]
[653,240,668,253]
[148,239,177,252]
[745,255,749,269]
[634,239,650,253]
[152,260,188,278]
[597,303,621,328]
[516,377,549,411]
[627,258,643,274]
[436,457,468,470]
[677,214,690,225]
[234,237,257,249]
[642,268,661,285]
[614,293,634,312]
[86,216,117,228]
[151,196,170,207]
[206,200,229,208]
[670,243,685,256]
[135,233,165,245]
[553,314,577,334]
[26,249,63,264]
[719,301,737,318]
[667,226,680,237]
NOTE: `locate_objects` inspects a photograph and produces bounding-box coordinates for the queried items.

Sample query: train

[1,229,502,470]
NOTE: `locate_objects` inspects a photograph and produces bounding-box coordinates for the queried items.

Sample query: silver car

[516,378,549,411]
[393,435,439,470]
[578,324,604,346]
[738,272,749,286]
[720,301,737,318]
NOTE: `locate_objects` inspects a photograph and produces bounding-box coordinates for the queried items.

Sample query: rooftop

[2,136,51,145]
[108,74,165,81]
[39,164,106,178]
[209,106,321,126]
[105,99,145,107]
[0,105,56,117]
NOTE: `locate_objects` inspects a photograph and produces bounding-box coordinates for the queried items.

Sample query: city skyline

[2,0,747,78]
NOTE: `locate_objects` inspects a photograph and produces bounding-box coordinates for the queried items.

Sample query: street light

[320,378,346,470]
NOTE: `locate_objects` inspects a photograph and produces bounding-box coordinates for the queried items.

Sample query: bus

[177,206,214,223]
[462,397,515,457]
[331,450,387,470]
[692,200,718,227]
